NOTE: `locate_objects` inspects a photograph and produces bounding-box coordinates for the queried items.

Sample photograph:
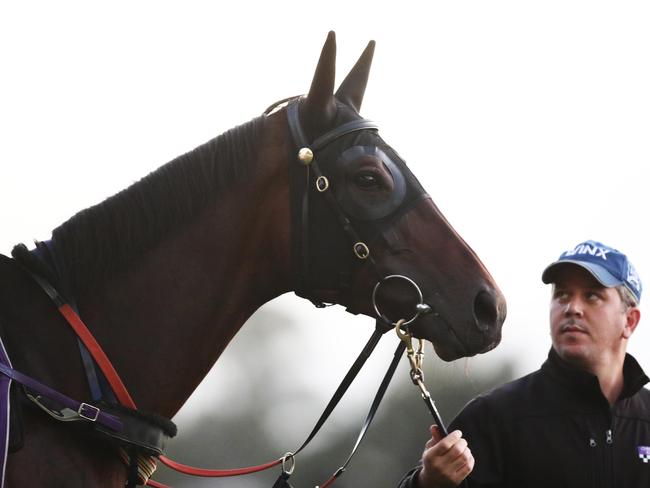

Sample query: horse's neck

[75,130,291,417]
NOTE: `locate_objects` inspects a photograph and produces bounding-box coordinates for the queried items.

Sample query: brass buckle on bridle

[394,319,450,437]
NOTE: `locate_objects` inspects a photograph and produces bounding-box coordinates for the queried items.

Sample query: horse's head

[281,32,506,361]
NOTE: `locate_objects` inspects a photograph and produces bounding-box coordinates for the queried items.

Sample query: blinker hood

[287,98,429,307]
[314,128,428,236]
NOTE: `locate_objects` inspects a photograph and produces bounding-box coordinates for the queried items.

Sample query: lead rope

[316,329,406,488]
[314,317,446,488]
[395,323,471,488]
[395,322,449,436]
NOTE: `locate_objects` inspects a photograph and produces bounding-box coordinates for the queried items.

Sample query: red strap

[159,455,281,477]
[145,481,169,488]
[58,304,136,408]
[55,303,282,484]
[320,476,338,488]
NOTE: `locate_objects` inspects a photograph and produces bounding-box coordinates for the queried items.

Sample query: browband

[287,99,379,150]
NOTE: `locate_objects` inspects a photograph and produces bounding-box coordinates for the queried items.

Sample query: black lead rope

[273,335,405,488]
[271,320,391,487]
[397,325,471,488]
[317,339,407,488]
[272,471,294,488]
[395,325,449,437]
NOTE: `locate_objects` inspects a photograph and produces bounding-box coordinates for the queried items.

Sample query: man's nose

[564,298,584,316]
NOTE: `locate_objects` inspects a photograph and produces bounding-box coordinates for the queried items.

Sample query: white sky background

[1,0,649,437]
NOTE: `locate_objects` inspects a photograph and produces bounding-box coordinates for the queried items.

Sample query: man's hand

[417,426,474,488]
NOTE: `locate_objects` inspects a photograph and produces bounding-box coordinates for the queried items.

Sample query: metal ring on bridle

[372,274,428,326]
[316,175,329,192]
[353,242,370,259]
[281,451,296,475]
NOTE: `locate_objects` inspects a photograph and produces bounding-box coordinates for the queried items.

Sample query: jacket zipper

[589,435,601,488]
[588,428,614,487]
[604,428,613,487]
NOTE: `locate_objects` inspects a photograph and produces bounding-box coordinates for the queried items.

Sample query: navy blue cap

[542,240,642,304]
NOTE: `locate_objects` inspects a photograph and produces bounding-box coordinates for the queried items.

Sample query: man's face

[549,265,637,371]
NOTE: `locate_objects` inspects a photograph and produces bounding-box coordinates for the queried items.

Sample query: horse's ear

[335,40,375,112]
[303,31,338,129]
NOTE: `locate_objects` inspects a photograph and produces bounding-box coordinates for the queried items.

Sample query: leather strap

[319,340,406,488]
[272,471,294,488]
[157,455,281,477]
[33,241,120,405]
[27,270,136,409]
[286,99,378,151]
[287,100,383,303]
[311,119,378,150]
[0,362,123,433]
[289,323,386,454]
[161,321,389,478]
[0,332,13,488]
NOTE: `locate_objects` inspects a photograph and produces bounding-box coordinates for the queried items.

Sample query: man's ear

[623,307,641,339]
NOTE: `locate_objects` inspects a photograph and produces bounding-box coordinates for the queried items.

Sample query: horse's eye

[354,172,381,190]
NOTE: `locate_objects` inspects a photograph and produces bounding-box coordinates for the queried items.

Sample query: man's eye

[554,291,569,300]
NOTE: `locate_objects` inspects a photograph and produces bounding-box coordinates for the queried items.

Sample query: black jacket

[398,349,650,487]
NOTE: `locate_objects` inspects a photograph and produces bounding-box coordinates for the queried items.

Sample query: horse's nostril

[473,290,498,332]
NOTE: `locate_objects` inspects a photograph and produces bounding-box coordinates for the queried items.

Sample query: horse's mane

[51,116,266,294]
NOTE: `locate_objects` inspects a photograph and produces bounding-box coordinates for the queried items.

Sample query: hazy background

[1,2,648,487]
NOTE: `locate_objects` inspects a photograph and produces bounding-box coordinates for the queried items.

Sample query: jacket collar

[542,348,649,403]
[620,353,650,399]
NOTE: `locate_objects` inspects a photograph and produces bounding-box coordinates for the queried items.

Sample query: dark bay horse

[0,32,506,487]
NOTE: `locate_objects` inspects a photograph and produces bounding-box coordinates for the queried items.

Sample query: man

[398,240,649,487]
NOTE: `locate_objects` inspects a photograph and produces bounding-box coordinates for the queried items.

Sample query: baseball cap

[541,240,642,304]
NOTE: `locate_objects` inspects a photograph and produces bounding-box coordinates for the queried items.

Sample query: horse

[0,32,506,487]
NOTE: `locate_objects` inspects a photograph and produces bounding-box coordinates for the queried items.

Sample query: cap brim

[541,260,623,287]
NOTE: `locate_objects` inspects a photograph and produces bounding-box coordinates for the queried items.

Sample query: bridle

[284,97,431,316]
[273,98,450,487]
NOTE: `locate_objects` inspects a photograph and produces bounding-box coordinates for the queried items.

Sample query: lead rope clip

[395,320,426,390]
[395,320,450,436]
